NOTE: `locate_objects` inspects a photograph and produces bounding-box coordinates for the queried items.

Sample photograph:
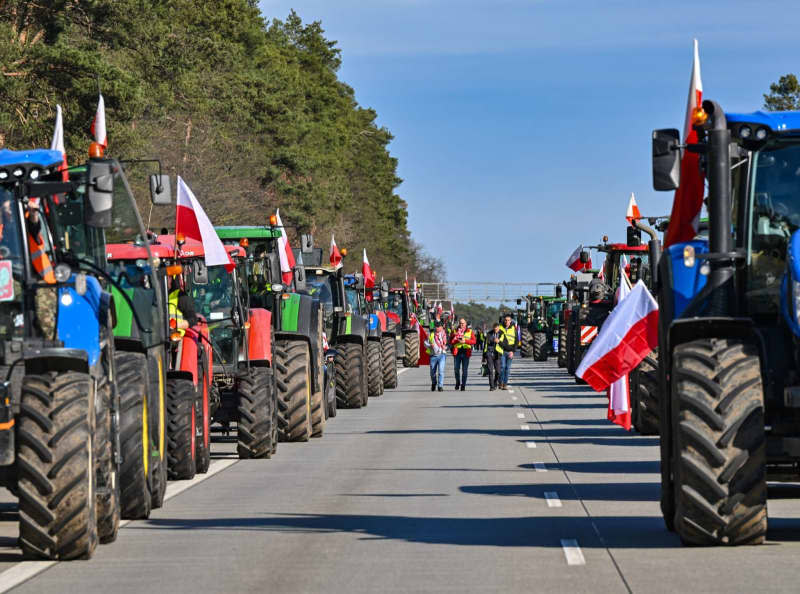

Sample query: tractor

[388,287,421,367]
[650,101,800,545]
[182,237,278,457]
[518,289,566,361]
[563,266,599,376]
[370,283,399,390]
[346,273,384,399]
[217,226,326,441]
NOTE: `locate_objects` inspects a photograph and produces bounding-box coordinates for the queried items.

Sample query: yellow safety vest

[453,329,473,350]
[497,324,516,354]
[169,289,186,336]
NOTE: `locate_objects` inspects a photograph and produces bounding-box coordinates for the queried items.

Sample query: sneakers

[455,383,460,390]
[437,386,443,392]
[489,386,496,391]
[460,385,465,391]
[431,382,436,392]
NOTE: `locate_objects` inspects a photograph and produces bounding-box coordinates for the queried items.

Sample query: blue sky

[260,0,800,290]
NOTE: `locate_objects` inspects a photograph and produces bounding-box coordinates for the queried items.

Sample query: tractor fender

[24,348,89,376]
[178,329,201,385]
[247,308,273,364]
[56,277,105,368]
[667,316,764,366]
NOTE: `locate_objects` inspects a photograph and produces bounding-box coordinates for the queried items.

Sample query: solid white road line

[520,424,530,430]
[560,539,586,566]
[516,413,525,419]
[534,463,547,472]
[525,441,537,448]
[0,458,239,593]
[544,491,562,508]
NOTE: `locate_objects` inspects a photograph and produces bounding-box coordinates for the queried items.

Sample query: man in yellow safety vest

[498,313,517,390]
[450,318,476,391]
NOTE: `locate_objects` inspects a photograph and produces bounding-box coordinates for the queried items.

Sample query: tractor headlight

[54,263,72,283]
[271,283,283,292]
[28,168,41,180]
[756,127,769,141]
[739,125,752,139]
[0,170,8,180]
[683,245,695,268]
[12,168,23,178]
[60,292,73,307]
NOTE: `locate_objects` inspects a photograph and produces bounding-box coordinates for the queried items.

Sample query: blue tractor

[653,104,800,545]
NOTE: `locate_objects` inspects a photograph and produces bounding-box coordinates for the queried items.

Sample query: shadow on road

[516,460,660,474]
[459,481,659,502]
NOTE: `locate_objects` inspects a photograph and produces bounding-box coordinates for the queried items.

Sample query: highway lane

[1,358,800,593]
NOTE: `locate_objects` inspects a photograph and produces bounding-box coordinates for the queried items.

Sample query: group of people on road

[425,311,518,392]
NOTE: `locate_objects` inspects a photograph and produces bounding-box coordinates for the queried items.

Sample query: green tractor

[216,226,326,441]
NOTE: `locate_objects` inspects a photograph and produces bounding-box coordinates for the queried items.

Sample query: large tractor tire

[671,338,767,546]
[237,367,276,456]
[382,335,398,389]
[520,328,533,358]
[95,376,120,545]
[311,359,326,439]
[195,357,211,474]
[17,371,97,560]
[116,352,152,520]
[533,332,548,362]
[557,325,567,368]
[403,331,420,367]
[367,340,383,398]
[166,378,196,480]
[631,351,659,436]
[566,317,577,375]
[274,339,312,443]
[335,342,366,409]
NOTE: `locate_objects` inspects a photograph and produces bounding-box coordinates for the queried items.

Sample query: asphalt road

[1,357,800,593]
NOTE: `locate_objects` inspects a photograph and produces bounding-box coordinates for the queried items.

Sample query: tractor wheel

[557,326,567,368]
[520,329,533,358]
[17,371,97,560]
[116,352,152,520]
[533,332,548,362]
[237,367,275,457]
[382,336,398,389]
[672,338,767,545]
[274,339,312,443]
[566,317,577,375]
[95,375,120,544]
[367,340,383,398]
[311,360,326,439]
[631,351,660,436]
[403,331,420,367]
[166,378,196,480]
[335,342,365,409]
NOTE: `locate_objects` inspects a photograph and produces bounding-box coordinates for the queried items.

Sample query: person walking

[498,313,517,390]
[450,318,476,391]
[483,322,503,390]
[426,322,448,392]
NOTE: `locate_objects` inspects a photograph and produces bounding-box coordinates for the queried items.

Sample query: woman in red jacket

[451,318,477,391]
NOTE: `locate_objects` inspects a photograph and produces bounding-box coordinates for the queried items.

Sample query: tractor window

[344,286,360,314]
[0,190,24,340]
[387,294,404,318]
[193,266,234,320]
[106,258,163,347]
[746,142,800,316]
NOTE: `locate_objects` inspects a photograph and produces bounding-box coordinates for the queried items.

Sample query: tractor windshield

[746,140,800,315]
[0,189,24,341]
[308,276,334,316]
[386,293,404,318]
[344,285,361,314]
[192,266,234,320]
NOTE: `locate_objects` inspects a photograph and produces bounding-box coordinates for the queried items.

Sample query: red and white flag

[664,39,705,247]
[575,280,659,392]
[50,104,68,181]
[362,249,375,288]
[626,192,641,225]
[176,177,233,271]
[90,93,107,148]
[566,245,591,271]
[607,267,633,430]
[275,209,296,285]
[329,234,342,270]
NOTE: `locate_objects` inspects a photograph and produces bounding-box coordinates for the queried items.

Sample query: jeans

[454,352,470,386]
[486,353,502,388]
[500,352,514,385]
[429,354,446,387]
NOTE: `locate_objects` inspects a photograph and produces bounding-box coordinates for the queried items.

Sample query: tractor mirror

[652,128,681,191]
[192,259,208,285]
[294,264,306,290]
[301,234,314,253]
[627,226,642,247]
[579,250,590,263]
[149,174,171,205]
[86,161,114,228]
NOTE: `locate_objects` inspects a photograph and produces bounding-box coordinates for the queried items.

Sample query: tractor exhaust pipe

[632,218,661,286]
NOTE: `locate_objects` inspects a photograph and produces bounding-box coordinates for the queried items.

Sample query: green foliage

[0,1,439,281]
[453,302,505,330]
[764,74,800,111]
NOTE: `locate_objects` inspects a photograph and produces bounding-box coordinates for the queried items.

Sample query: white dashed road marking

[560,539,586,565]
[544,491,562,507]
[525,441,536,448]
[511,396,518,401]
[520,424,530,430]
[516,413,525,419]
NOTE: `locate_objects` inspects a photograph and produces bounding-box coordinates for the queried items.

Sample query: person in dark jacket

[484,322,503,390]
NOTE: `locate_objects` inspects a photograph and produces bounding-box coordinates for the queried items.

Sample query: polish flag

[90,93,107,148]
[50,104,68,181]
[566,245,591,271]
[362,249,375,288]
[664,39,705,247]
[626,193,641,225]
[575,280,659,392]
[275,209,296,285]
[330,234,342,270]
[607,267,633,430]
[176,177,233,271]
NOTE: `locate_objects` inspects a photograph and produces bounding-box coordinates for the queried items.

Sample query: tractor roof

[602,243,649,253]
[726,111,800,133]
[156,234,245,260]
[106,242,173,261]
[0,148,64,170]
[215,226,281,240]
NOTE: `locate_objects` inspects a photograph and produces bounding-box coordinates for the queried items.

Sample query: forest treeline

[0,1,443,281]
